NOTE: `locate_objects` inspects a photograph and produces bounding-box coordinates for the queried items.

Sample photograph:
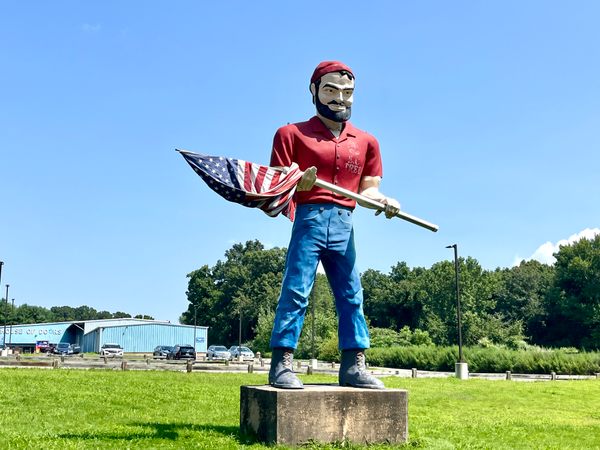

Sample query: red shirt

[270,116,383,208]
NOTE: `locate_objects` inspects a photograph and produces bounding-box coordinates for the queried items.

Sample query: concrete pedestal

[455,362,469,380]
[240,384,408,445]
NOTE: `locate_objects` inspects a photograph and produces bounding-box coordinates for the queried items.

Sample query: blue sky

[1,1,599,323]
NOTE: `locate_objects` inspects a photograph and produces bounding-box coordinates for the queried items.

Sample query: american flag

[178,150,303,221]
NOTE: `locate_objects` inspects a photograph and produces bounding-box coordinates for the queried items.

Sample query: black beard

[315,96,351,122]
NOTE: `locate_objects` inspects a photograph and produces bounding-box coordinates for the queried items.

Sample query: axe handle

[312,178,439,233]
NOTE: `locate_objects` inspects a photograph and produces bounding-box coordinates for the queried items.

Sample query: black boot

[269,348,303,389]
[338,349,385,389]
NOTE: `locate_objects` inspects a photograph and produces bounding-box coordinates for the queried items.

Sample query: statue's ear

[310,82,316,104]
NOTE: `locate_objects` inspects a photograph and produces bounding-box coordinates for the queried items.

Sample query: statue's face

[312,72,354,122]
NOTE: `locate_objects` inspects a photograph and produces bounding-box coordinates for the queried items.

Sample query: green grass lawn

[1,369,599,449]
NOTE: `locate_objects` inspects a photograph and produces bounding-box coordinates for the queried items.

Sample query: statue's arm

[358,176,400,219]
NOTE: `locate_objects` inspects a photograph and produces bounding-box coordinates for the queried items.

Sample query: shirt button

[336,155,340,159]
[338,210,342,215]
[319,207,324,212]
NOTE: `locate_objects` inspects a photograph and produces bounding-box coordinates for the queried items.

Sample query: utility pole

[446,244,468,379]
[2,284,8,350]
[193,304,198,354]
[238,310,242,348]
[9,299,14,345]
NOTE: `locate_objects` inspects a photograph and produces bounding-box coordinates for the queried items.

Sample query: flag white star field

[179,150,303,221]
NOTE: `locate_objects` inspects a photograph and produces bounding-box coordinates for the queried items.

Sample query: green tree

[184,240,287,346]
[540,235,600,349]
[12,304,53,324]
[362,263,425,331]
[493,260,554,343]
[417,257,517,346]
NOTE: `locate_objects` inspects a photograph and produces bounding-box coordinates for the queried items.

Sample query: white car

[100,343,124,357]
[206,345,231,361]
[228,345,255,360]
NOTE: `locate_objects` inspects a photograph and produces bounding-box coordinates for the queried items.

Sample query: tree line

[182,235,600,354]
[0,303,153,325]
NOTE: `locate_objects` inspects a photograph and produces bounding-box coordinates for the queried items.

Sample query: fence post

[411,368,418,378]
[247,363,254,373]
[506,371,512,380]
[551,371,557,381]
[121,360,128,371]
[186,360,193,373]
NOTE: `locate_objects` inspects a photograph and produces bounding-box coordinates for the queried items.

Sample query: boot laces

[282,350,294,369]
[355,351,367,372]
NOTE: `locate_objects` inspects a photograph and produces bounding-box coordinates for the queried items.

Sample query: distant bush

[370,326,433,348]
[367,345,600,375]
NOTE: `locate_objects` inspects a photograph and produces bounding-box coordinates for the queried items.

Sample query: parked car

[153,345,174,359]
[100,343,124,357]
[70,344,81,354]
[168,345,196,360]
[228,345,255,360]
[54,342,74,355]
[206,345,231,361]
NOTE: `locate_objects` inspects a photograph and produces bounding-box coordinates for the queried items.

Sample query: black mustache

[327,100,345,105]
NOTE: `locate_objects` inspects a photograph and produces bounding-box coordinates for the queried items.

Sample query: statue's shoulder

[275,117,316,138]
[345,122,379,144]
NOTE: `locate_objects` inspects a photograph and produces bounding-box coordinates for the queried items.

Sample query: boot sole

[339,382,385,390]
[269,383,304,389]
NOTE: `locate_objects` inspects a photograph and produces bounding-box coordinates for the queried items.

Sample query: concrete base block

[240,384,408,445]
[455,362,469,380]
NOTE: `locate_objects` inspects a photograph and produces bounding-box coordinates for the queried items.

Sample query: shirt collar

[309,116,356,141]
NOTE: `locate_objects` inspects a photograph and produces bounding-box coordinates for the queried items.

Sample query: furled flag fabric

[178,150,304,221]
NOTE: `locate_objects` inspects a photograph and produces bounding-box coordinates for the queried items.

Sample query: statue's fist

[297,166,317,191]
[375,197,401,219]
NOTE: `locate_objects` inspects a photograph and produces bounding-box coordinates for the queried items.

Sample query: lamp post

[192,304,198,354]
[0,262,3,350]
[446,244,468,379]
[2,284,8,351]
[9,299,14,346]
[238,311,242,348]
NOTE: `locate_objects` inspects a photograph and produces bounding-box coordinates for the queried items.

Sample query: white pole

[313,178,439,232]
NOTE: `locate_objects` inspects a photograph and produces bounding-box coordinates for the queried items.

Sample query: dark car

[153,345,174,359]
[168,345,196,360]
[70,344,81,354]
[54,343,73,355]
[54,343,81,355]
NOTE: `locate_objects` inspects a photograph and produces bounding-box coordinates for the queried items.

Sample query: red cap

[310,61,354,84]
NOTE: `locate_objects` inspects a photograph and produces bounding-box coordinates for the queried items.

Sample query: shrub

[367,345,600,375]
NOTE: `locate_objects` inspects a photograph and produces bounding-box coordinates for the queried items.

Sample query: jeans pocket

[338,210,353,225]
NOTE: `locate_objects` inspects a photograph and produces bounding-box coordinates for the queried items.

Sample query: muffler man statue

[269,61,401,389]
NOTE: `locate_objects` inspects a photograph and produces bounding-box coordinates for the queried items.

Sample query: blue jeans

[270,203,370,351]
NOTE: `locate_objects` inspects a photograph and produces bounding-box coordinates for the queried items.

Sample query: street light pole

[9,299,14,346]
[238,311,242,348]
[193,305,198,354]
[446,244,468,379]
[2,284,9,350]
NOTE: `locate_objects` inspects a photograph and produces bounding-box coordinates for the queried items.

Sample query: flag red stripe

[243,161,253,192]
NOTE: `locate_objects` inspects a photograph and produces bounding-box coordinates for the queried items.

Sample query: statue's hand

[375,197,400,219]
[297,166,317,191]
